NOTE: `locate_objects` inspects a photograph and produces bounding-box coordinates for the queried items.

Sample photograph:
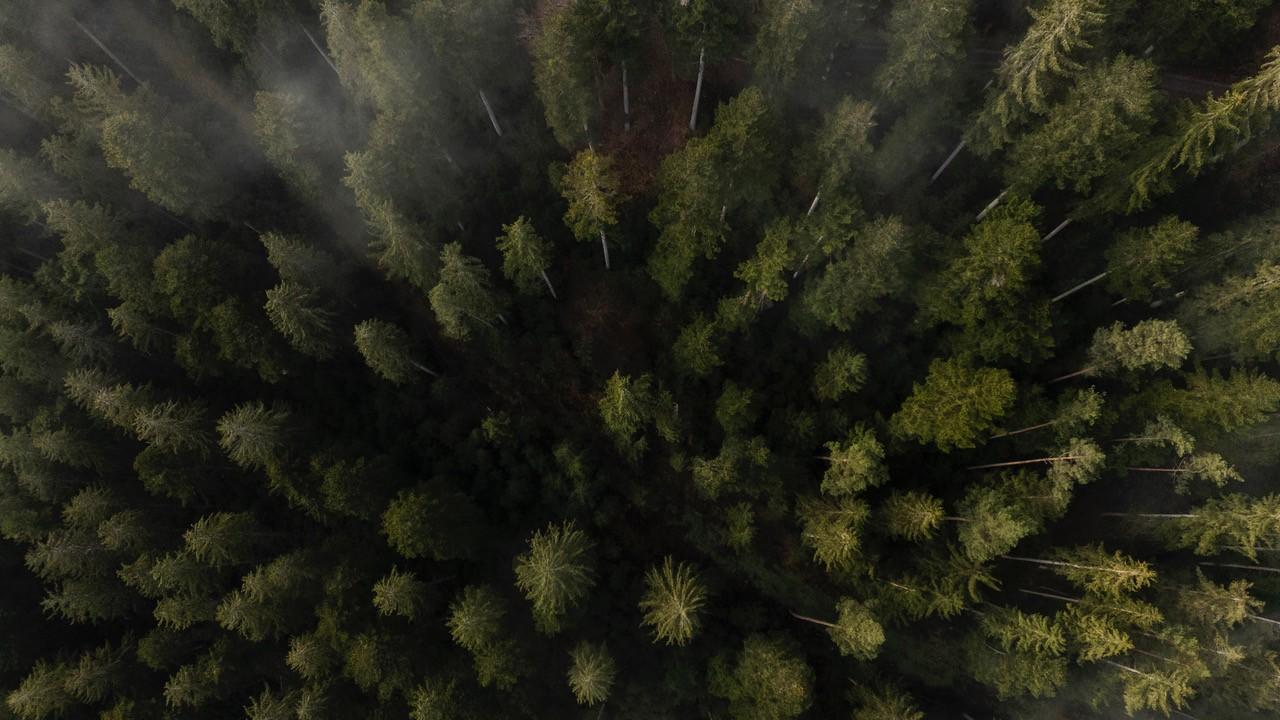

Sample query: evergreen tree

[567,642,615,706]
[496,217,556,298]
[217,402,290,470]
[708,634,813,720]
[429,243,508,341]
[890,359,1016,451]
[561,149,624,269]
[639,557,707,646]
[353,319,435,384]
[514,521,596,633]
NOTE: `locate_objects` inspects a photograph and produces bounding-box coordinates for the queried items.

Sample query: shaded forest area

[4,0,1280,718]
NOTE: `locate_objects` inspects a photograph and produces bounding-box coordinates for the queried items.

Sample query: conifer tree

[353,319,435,384]
[372,567,427,621]
[820,425,888,496]
[812,345,866,402]
[1053,319,1191,382]
[496,217,556,298]
[514,521,596,634]
[567,642,615,706]
[1104,218,1198,301]
[217,402,289,470]
[890,358,1016,451]
[882,491,945,541]
[561,149,624,269]
[874,0,971,108]
[264,282,337,359]
[639,557,707,646]
[533,6,593,149]
[800,216,912,332]
[429,243,508,341]
[750,0,818,91]
[850,683,924,720]
[708,634,813,720]
[797,495,870,572]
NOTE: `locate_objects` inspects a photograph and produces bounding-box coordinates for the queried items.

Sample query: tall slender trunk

[1199,561,1280,574]
[540,270,558,300]
[299,23,340,77]
[1002,555,1144,578]
[622,61,631,131]
[790,611,836,628]
[806,192,820,217]
[1048,366,1095,384]
[599,230,611,270]
[478,89,502,137]
[1051,271,1109,304]
[930,139,966,184]
[689,48,705,131]
[991,420,1056,439]
[409,360,439,378]
[1041,218,1072,243]
[1017,588,1079,603]
[975,189,1008,222]
[1100,512,1195,518]
[73,18,143,84]
[967,455,1082,470]
[1249,614,1280,627]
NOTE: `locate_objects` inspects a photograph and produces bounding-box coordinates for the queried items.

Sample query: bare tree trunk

[975,188,1008,222]
[478,89,502,137]
[600,230,611,270]
[1041,218,1072,243]
[1048,366,1095,384]
[1199,561,1280,574]
[967,455,1082,470]
[689,48,705,131]
[410,360,440,378]
[790,611,836,628]
[622,61,631,131]
[991,420,1056,439]
[74,18,143,84]
[1017,588,1079,603]
[1050,271,1108,304]
[299,23,340,77]
[806,192,820,217]
[540,270,558,299]
[1101,512,1195,518]
[930,139,966,184]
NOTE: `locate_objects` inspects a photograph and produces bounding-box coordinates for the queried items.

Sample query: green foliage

[354,319,429,384]
[797,495,870,571]
[533,7,594,148]
[217,402,289,470]
[812,345,866,402]
[875,0,971,107]
[1105,218,1198,301]
[882,491,945,541]
[1084,319,1191,376]
[567,642,616,706]
[827,598,884,659]
[429,243,508,341]
[821,425,888,496]
[708,634,813,720]
[382,485,480,562]
[800,216,912,332]
[514,521,596,633]
[372,567,427,620]
[640,557,707,646]
[561,149,623,244]
[890,358,1016,451]
[496,217,554,296]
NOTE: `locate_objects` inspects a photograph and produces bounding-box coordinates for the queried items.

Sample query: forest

[2,0,1280,718]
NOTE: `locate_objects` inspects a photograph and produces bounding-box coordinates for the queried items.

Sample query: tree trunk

[74,18,143,84]
[1249,614,1280,627]
[1100,512,1194,518]
[967,455,1082,470]
[930,139,966,184]
[942,516,970,523]
[1199,561,1280,574]
[689,48,705,131]
[1017,588,1079,603]
[806,192,820,217]
[1041,218,1073,243]
[1002,555,1141,576]
[478,89,502,137]
[622,61,631,131]
[1050,271,1109,304]
[991,420,1056,439]
[1048,366,1095,384]
[975,189,1008,222]
[599,230,611,270]
[298,23,340,77]
[1126,467,1190,473]
[410,360,440,378]
[790,611,836,628]
[540,270,558,300]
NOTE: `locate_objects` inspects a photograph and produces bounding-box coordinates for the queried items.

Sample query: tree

[429,243,508,341]
[796,495,870,572]
[793,598,884,659]
[812,345,866,401]
[882,491,945,541]
[5,661,72,720]
[1054,320,1191,382]
[850,683,924,720]
[217,402,289,470]
[708,634,813,720]
[533,6,593,148]
[561,149,624,269]
[639,557,707,646]
[372,567,427,620]
[132,400,214,456]
[598,371,661,461]
[890,359,1016,451]
[447,586,523,689]
[918,198,1051,362]
[750,0,819,91]
[253,92,331,203]
[875,0,972,107]
[967,0,1107,152]
[184,512,262,568]
[1006,54,1159,195]
[820,425,888,496]
[514,521,595,633]
[1002,545,1156,596]
[382,485,481,562]
[800,216,913,332]
[353,319,435,383]
[801,98,876,205]
[264,282,337,358]
[1104,217,1197,301]
[1181,258,1280,362]
[496,217,556,298]
[954,485,1036,562]
[567,642,615,706]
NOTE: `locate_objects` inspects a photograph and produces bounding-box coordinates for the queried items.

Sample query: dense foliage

[2,1,1280,718]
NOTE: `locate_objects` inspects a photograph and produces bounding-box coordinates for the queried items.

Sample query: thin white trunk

[600,230,611,270]
[719,204,727,223]
[496,313,508,325]
[74,19,143,84]
[410,360,440,378]
[622,61,631,131]
[456,221,466,232]
[806,192,820,216]
[299,23,340,77]
[975,189,1008,222]
[478,89,502,137]
[689,48,705,131]
[540,270,558,299]
[1248,614,1280,627]
[929,139,966,184]
[1042,218,1072,243]
[440,148,459,171]
[1050,271,1108,304]
[1199,561,1280,574]
[1101,513,1195,519]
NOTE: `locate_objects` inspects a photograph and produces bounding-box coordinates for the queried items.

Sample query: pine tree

[639,556,707,646]
[514,521,595,634]
[820,425,888,496]
[561,149,624,269]
[1054,319,1191,382]
[184,512,263,568]
[890,358,1016,451]
[812,345,866,402]
[217,402,289,470]
[496,217,556,298]
[800,216,912,332]
[751,0,819,91]
[850,683,924,720]
[372,567,427,621]
[382,485,480,562]
[264,282,338,359]
[797,495,870,572]
[428,243,508,341]
[874,0,972,108]
[882,491,945,541]
[708,634,813,720]
[1003,544,1156,596]
[1104,217,1198,301]
[567,642,615,706]
[533,6,593,148]
[353,319,435,384]
[793,598,884,659]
